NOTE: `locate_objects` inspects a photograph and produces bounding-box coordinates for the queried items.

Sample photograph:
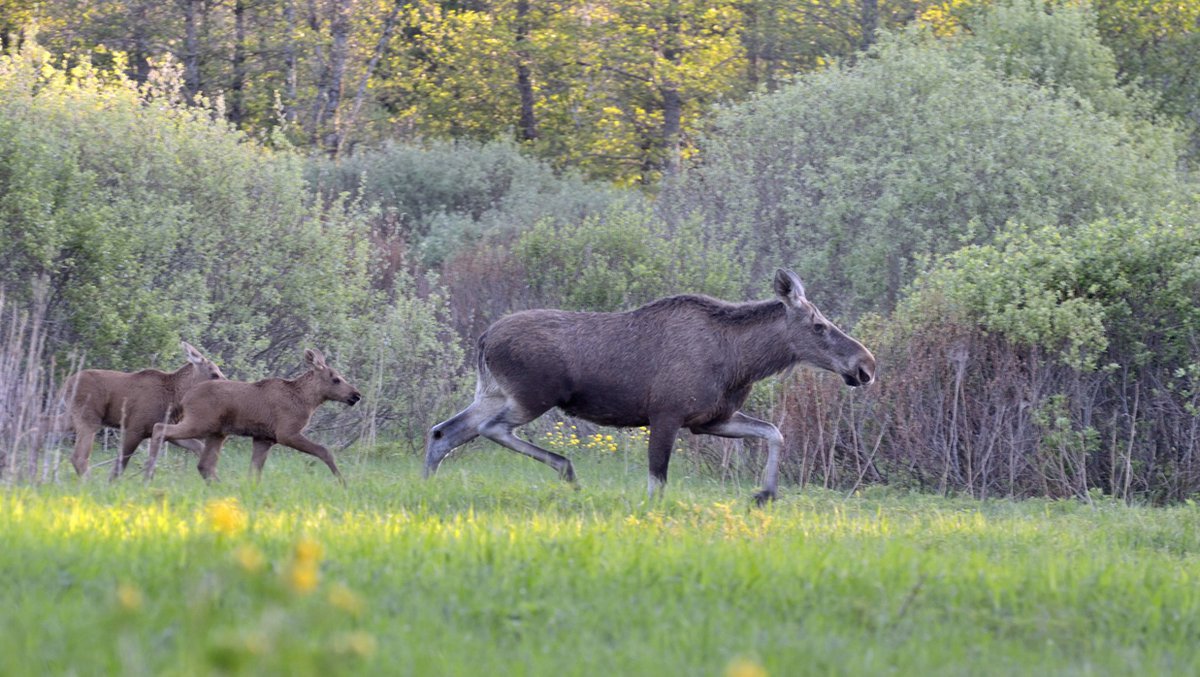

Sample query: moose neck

[726,301,799,387]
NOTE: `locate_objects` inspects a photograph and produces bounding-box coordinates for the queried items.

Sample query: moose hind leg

[477,408,575,482]
[424,404,487,478]
[692,411,784,507]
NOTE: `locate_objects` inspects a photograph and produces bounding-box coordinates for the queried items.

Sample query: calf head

[182,341,226,385]
[304,348,362,406]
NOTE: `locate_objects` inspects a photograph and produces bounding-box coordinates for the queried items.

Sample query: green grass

[4,440,1200,676]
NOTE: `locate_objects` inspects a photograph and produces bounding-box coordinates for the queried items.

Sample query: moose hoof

[559,463,577,484]
[753,489,776,507]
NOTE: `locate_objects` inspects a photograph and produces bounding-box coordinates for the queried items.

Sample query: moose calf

[61,341,225,478]
[426,269,876,505]
[145,348,361,481]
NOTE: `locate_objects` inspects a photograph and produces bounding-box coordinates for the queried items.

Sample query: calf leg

[691,411,785,507]
[111,429,150,480]
[196,435,227,481]
[250,438,274,479]
[70,419,100,478]
[145,419,214,480]
[278,433,344,484]
[170,438,205,455]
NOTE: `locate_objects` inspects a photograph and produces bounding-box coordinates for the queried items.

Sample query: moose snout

[843,354,876,387]
[346,391,362,406]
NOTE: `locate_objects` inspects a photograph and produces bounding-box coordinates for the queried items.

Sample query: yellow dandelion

[293,536,324,565]
[233,544,266,573]
[726,657,767,677]
[205,498,247,535]
[285,561,319,594]
[328,582,367,617]
[116,582,143,612]
[332,630,378,658]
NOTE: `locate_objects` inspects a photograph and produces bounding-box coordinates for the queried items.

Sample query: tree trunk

[284,0,298,122]
[859,0,879,52]
[659,0,683,177]
[314,0,352,154]
[514,0,539,142]
[181,0,202,99]
[229,0,248,123]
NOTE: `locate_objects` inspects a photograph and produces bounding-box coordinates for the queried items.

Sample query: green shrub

[673,5,1183,318]
[309,140,624,266]
[513,205,748,312]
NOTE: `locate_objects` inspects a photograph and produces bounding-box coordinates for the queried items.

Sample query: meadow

[3,434,1200,677]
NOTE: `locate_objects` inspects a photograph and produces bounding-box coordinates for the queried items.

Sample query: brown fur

[425,269,876,505]
[144,348,362,482]
[61,341,225,478]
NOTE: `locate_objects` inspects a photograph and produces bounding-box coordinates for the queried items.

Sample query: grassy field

[3,437,1200,676]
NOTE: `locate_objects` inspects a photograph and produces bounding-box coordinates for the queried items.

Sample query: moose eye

[210,374,220,380]
[813,323,827,335]
[332,377,342,385]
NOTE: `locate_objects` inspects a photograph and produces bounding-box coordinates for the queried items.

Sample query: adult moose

[61,341,226,478]
[144,348,361,482]
[425,269,876,504]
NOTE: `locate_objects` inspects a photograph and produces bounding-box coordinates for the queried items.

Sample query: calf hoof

[753,489,776,507]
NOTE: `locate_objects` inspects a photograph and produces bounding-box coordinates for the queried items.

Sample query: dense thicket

[2,2,1199,500]
[672,3,1183,318]
[0,44,465,451]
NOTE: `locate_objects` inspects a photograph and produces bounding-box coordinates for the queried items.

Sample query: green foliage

[900,213,1200,371]
[677,5,1184,317]
[310,139,622,266]
[6,454,1200,674]
[514,206,748,311]
[0,43,373,373]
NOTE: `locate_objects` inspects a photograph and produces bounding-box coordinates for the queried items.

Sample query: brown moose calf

[63,341,226,478]
[145,348,361,481]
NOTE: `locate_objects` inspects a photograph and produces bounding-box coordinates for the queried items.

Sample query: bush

[671,6,1183,318]
[308,140,623,267]
[781,210,1200,502]
[513,205,748,312]
[0,42,472,454]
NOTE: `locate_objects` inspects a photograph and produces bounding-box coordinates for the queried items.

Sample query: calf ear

[304,348,327,369]
[182,341,204,365]
[773,268,807,307]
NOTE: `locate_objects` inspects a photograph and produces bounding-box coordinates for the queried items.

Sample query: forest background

[2,0,1200,502]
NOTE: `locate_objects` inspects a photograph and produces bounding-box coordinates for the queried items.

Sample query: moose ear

[182,341,204,365]
[305,348,327,369]
[773,268,807,306]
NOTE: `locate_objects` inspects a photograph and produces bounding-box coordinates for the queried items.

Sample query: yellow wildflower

[726,658,767,677]
[293,537,323,565]
[205,498,246,535]
[332,631,378,658]
[285,561,319,594]
[328,582,366,617]
[116,582,143,612]
[233,544,266,573]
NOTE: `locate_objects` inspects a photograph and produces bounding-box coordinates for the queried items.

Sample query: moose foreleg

[692,411,785,507]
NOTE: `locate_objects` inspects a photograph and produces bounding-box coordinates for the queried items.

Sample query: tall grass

[0,287,78,484]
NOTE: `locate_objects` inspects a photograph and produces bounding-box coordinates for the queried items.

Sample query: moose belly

[558,391,649,428]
